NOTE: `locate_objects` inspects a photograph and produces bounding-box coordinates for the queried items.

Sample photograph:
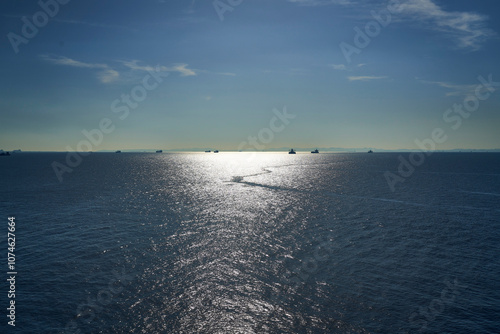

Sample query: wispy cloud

[184,0,197,14]
[288,0,494,50]
[330,64,348,71]
[120,60,157,72]
[420,79,483,97]
[42,56,231,84]
[125,60,236,77]
[40,55,119,83]
[98,69,120,83]
[348,76,387,82]
[329,63,367,71]
[397,0,494,50]
[40,55,107,69]
[122,60,199,77]
[163,64,197,77]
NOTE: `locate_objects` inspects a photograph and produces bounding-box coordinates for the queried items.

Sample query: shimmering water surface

[1,152,499,333]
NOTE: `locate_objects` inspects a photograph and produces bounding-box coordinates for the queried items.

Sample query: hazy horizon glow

[1,0,499,151]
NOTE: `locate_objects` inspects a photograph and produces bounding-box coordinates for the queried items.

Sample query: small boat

[368,150,373,153]
[115,150,121,153]
[214,150,219,153]
[311,149,319,153]
[156,150,163,153]
[289,149,296,154]
[0,151,10,156]
[205,150,211,153]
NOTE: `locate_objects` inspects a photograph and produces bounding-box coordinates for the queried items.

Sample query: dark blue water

[1,152,499,333]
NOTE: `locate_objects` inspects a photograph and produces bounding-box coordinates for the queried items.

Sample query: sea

[1,152,499,334]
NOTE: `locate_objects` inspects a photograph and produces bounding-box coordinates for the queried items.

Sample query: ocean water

[1,152,499,333]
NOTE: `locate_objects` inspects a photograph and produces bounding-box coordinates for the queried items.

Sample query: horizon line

[3,148,500,153]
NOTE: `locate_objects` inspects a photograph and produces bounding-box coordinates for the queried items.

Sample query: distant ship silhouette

[311,149,319,153]
[289,148,296,154]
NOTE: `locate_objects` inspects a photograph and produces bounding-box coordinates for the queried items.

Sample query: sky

[1,0,499,151]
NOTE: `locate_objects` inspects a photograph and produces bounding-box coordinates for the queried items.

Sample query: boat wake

[228,166,303,192]
[460,190,500,197]
[228,166,495,213]
[229,165,285,185]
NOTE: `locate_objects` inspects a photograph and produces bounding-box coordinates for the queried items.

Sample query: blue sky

[1,0,499,151]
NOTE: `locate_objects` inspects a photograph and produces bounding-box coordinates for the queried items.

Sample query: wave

[460,191,500,197]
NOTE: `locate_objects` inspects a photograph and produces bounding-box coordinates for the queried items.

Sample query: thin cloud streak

[396,0,494,50]
[162,64,197,77]
[41,56,203,83]
[329,63,366,71]
[40,55,119,84]
[98,69,120,83]
[348,76,387,82]
[120,60,157,72]
[288,0,494,50]
[420,79,485,97]
[40,55,108,69]
[330,64,348,71]
[122,60,236,77]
